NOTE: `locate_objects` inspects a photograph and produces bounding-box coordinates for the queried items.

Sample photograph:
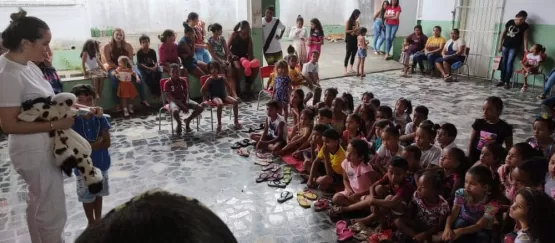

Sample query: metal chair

[511,52,548,90]
[199,75,233,132]
[157,78,199,135]
[451,47,470,81]
[256,65,275,110]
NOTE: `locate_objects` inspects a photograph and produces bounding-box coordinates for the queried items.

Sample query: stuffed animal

[18,92,104,194]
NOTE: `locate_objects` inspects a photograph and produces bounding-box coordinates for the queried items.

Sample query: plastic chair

[511,52,548,90]
[256,65,275,110]
[451,47,470,81]
[157,78,199,135]
[199,75,233,132]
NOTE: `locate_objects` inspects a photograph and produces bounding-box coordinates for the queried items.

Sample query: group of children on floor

[251,82,555,242]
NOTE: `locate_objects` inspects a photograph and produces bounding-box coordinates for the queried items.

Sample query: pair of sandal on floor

[256,165,292,188]
[336,220,393,242]
[296,190,331,212]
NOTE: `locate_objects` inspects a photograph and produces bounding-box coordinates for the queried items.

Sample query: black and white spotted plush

[18,92,104,194]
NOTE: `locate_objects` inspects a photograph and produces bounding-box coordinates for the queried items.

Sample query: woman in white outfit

[0,10,73,243]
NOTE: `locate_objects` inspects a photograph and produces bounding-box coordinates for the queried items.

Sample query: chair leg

[158,111,162,131]
[210,109,214,132]
[169,112,174,135]
[197,116,200,131]
[256,90,263,110]
[466,66,470,80]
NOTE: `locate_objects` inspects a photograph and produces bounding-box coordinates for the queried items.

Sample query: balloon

[249,59,260,68]
[241,60,250,68]
[240,57,248,63]
[244,68,252,76]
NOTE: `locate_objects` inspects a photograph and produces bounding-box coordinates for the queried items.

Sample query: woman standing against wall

[228,21,259,99]
[344,9,361,75]
[0,9,74,243]
[373,1,389,55]
[383,0,401,60]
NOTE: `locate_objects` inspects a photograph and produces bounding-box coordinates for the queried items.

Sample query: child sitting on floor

[164,64,205,134]
[402,145,423,187]
[370,119,395,151]
[341,93,355,114]
[370,98,381,109]
[331,156,415,226]
[508,188,555,243]
[298,124,330,166]
[317,88,338,109]
[546,152,555,199]
[436,123,458,153]
[442,166,500,243]
[306,129,346,190]
[354,92,375,113]
[512,158,548,193]
[525,114,555,158]
[400,105,429,146]
[498,143,542,201]
[395,171,450,242]
[289,89,305,128]
[331,97,347,133]
[439,147,471,204]
[394,97,413,134]
[373,125,404,175]
[71,85,111,226]
[271,60,292,122]
[473,142,507,173]
[360,104,376,140]
[414,120,442,168]
[251,101,287,153]
[317,108,333,128]
[279,109,315,155]
[377,105,394,121]
[332,139,375,206]
[201,61,241,132]
[342,113,366,148]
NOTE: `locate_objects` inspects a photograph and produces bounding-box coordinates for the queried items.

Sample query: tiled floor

[0,70,542,243]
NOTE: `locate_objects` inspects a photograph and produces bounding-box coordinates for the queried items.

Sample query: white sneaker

[128,105,134,114]
[123,108,130,117]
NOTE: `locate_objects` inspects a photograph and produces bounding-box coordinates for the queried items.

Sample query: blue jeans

[194,48,211,63]
[413,53,441,71]
[500,47,517,84]
[373,19,385,52]
[543,69,555,95]
[108,65,146,105]
[385,24,399,55]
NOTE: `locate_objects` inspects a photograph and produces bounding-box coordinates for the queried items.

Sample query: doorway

[453,0,505,79]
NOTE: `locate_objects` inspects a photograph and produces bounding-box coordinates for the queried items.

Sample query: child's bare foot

[216,124,222,133]
[234,122,242,130]
[350,217,373,226]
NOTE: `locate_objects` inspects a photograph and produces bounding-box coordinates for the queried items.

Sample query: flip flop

[268,180,287,188]
[255,123,264,130]
[277,191,293,203]
[337,229,354,242]
[314,198,330,212]
[254,160,270,166]
[237,148,249,157]
[281,174,292,184]
[239,139,250,147]
[262,164,279,171]
[297,195,311,208]
[231,142,242,149]
[267,173,283,181]
[282,166,292,175]
[335,220,347,235]
[256,173,271,183]
[256,152,272,159]
[301,190,318,200]
[243,127,256,133]
[348,222,367,233]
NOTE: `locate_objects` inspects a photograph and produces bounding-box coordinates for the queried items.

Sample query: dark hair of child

[390,156,409,170]
[301,108,316,120]
[362,92,374,100]
[274,59,289,73]
[377,105,393,120]
[349,113,366,136]
[158,29,174,42]
[169,63,180,71]
[293,89,305,111]
[448,147,471,179]
[207,61,221,72]
[266,100,280,110]
[310,18,324,36]
[351,138,372,164]
[139,34,150,44]
[535,115,555,133]
[404,145,422,162]
[323,128,341,140]
[483,142,508,168]
[418,120,437,138]
[435,123,458,138]
[513,142,544,159]
[183,23,194,34]
[208,23,223,32]
[314,123,330,133]
[359,27,367,35]
[517,157,549,187]
[397,98,413,115]
[361,104,376,122]
[118,56,132,68]
[485,96,504,113]
[318,108,333,119]
[80,39,97,59]
[533,43,545,53]
[413,105,429,119]
[325,88,339,98]
[418,170,443,192]
[342,93,354,112]
[287,45,296,55]
[75,190,238,243]
[296,15,304,24]
[516,188,555,243]
[404,36,414,44]
[383,124,402,138]
[375,119,395,129]
[466,165,501,200]
[233,20,250,32]
[71,84,97,98]
[370,98,380,108]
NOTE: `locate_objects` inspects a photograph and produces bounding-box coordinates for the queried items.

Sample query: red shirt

[377,174,415,202]
[158,42,179,65]
[385,6,402,25]
[164,77,189,101]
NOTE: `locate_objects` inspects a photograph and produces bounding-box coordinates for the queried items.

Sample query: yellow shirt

[317,145,346,175]
[267,67,305,88]
[425,36,446,50]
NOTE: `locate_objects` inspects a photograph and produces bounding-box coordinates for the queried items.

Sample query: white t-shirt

[84,53,99,71]
[262,17,286,54]
[525,53,542,66]
[267,114,287,140]
[0,54,55,152]
[444,38,466,52]
[375,144,405,168]
[302,61,319,76]
[414,144,442,168]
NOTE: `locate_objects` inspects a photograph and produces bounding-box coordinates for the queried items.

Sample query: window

[416,0,425,20]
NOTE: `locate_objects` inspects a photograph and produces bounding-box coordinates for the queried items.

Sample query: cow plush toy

[18,92,104,194]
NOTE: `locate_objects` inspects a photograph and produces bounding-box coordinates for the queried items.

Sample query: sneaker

[123,108,130,117]
[128,105,134,114]
[538,93,547,100]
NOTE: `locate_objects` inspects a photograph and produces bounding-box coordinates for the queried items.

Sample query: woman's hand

[53,117,75,130]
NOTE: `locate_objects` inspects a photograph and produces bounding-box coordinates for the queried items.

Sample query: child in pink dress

[307,18,324,62]
[332,139,376,206]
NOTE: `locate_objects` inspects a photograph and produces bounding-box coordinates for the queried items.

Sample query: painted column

[249,0,267,92]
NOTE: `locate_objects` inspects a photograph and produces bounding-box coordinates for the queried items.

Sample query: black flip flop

[277,191,293,203]
[239,139,250,147]
[231,142,242,149]
[255,123,264,130]
[268,180,287,188]
[243,127,256,133]
[256,173,271,183]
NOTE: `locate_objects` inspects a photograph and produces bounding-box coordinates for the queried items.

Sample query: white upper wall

[418,0,456,21]
[397,0,419,36]
[279,0,359,27]
[502,0,555,25]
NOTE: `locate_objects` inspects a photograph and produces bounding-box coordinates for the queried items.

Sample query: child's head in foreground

[71,84,97,107]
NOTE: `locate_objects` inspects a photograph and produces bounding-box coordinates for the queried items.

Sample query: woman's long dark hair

[517,188,555,243]
[233,20,250,32]
[310,18,324,36]
[80,39,97,59]
[380,1,390,17]
[348,9,361,27]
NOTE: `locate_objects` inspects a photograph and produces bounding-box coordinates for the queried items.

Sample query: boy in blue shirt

[71,84,112,225]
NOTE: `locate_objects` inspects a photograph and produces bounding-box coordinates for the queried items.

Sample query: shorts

[87,68,107,79]
[317,162,343,184]
[169,99,199,112]
[183,59,199,72]
[357,48,367,58]
[77,170,109,203]
[264,51,283,65]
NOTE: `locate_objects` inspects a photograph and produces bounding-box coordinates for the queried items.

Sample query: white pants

[10,147,66,243]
